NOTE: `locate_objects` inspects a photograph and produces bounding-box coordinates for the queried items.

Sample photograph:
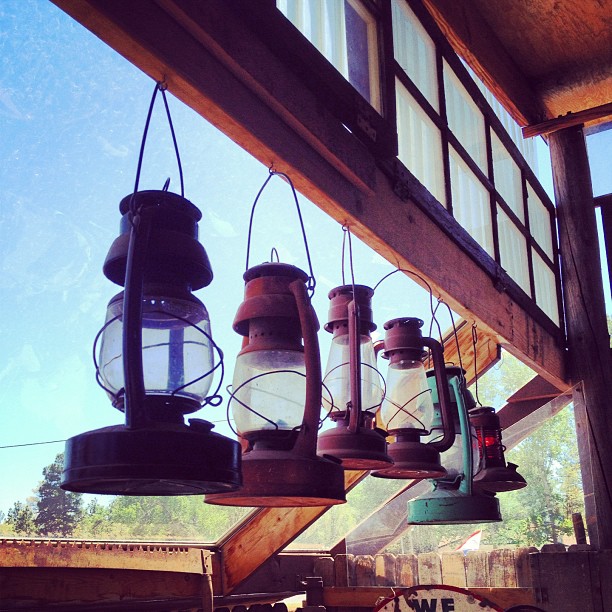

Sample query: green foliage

[34,453,83,537]
[73,495,251,541]
[6,501,35,535]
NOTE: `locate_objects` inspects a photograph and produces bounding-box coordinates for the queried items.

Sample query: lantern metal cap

[408,487,502,524]
[61,421,242,495]
[381,317,427,361]
[205,450,346,507]
[233,263,311,338]
[324,284,376,334]
[104,190,213,290]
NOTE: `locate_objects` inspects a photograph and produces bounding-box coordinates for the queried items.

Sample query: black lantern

[317,285,391,469]
[61,190,242,495]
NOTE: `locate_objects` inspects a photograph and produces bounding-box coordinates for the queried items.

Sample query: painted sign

[374,585,504,612]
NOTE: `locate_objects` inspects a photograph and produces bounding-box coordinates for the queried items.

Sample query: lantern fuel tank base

[317,420,393,470]
[408,488,502,524]
[61,421,242,496]
[205,449,346,507]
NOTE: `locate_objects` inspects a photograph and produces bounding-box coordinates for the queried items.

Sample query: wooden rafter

[52,0,567,391]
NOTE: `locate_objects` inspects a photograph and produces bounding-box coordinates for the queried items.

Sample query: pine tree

[6,501,35,535]
[34,453,83,537]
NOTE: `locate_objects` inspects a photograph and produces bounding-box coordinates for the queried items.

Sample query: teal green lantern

[407,367,502,525]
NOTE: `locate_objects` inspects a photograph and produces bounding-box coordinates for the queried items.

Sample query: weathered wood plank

[354,554,376,586]
[551,126,612,549]
[523,102,612,138]
[334,554,355,588]
[313,556,335,587]
[417,552,442,584]
[396,554,418,587]
[374,553,397,586]
[0,539,206,573]
[0,567,212,610]
[321,586,535,608]
[441,552,467,587]
[488,548,517,587]
[465,550,489,587]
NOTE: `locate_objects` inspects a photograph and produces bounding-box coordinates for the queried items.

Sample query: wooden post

[549,125,612,549]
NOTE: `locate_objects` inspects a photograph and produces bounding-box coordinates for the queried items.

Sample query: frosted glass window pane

[450,147,493,255]
[527,184,554,259]
[492,132,524,222]
[396,80,446,206]
[533,251,560,325]
[498,207,530,294]
[278,0,381,111]
[391,0,438,111]
[444,61,487,172]
[465,62,538,174]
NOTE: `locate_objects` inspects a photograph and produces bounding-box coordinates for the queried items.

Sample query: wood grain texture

[551,126,612,549]
[0,567,212,609]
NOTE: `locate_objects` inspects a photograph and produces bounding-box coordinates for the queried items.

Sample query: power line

[0,439,66,450]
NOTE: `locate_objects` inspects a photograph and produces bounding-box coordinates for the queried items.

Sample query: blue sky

[0,1,609,516]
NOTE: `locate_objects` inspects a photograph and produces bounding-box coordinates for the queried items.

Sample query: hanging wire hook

[245,170,316,295]
[341,225,357,288]
[132,80,185,211]
[373,267,443,350]
[471,322,482,406]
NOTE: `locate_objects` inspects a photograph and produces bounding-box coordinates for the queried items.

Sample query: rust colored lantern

[317,284,391,469]
[373,318,455,479]
[206,262,346,507]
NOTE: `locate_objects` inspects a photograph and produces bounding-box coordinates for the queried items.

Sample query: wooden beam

[321,586,535,608]
[550,125,612,549]
[0,567,212,610]
[522,102,612,138]
[497,375,572,431]
[51,0,567,390]
[0,539,209,573]
[421,0,546,127]
[217,470,365,594]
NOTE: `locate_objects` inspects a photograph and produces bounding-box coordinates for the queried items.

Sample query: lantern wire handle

[245,169,316,295]
[132,81,185,200]
[341,225,357,287]
[373,268,442,338]
[471,323,482,407]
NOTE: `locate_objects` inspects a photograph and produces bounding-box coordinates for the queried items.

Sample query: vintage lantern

[317,285,391,469]
[62,190,242,495]
[470,406,526,492]
[373,318,455,479]
[407,367,502,524]
[205,262,346,506]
